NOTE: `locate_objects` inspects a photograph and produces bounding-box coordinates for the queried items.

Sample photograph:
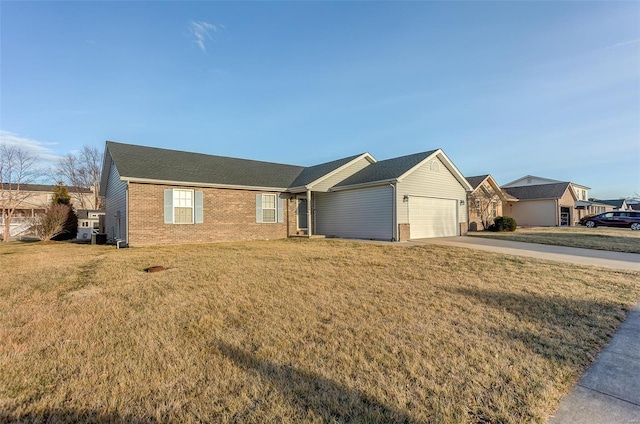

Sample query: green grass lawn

[469,226,640,254]
[1,239,639,423]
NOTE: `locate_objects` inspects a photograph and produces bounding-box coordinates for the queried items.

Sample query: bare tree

[0,145,38,242]
[54,145,102,209]
[469,183,502,231]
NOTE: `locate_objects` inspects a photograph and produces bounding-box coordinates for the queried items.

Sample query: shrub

[31,204,69,241]
[489,216,517,232]
[31,204,78,241]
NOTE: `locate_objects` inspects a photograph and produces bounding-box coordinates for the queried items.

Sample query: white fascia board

[305,152,377,190]
[396,149,473,191]
[502,175,563,187]
[98,147,114,197]
[329,178,397,192]
[287,186,308,193]
[122,177,288,192]
[469,175,491,194]
[479,175,510,201]
[511,197,564,202]
[569,182,591,190]
[566,186,578,201]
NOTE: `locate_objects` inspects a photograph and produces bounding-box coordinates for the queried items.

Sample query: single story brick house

[100,141,472,246]
[594,198,631,211]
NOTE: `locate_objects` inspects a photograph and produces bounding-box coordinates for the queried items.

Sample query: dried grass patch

[469,226,640,253]
[1,239,639,423]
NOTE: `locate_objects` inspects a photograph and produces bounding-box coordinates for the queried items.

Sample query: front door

[560,207,570,226]
[297,197,308,231]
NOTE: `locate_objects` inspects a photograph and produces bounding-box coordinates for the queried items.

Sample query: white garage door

[409,197,458,239]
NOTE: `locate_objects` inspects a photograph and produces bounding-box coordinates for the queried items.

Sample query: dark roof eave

[123,176,289,192]
[330,178,398,191]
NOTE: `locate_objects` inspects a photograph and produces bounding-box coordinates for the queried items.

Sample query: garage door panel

[409,197,457,239]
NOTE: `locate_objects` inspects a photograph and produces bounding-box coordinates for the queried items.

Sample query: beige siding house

[1,184,94,237]
[502,182,577,227]
[501,175,607,226]
[1,184,93,219]
[100,142,471,246]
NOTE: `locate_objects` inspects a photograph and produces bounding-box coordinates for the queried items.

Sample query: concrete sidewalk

[411,236,640,423]
[549,302,640,424]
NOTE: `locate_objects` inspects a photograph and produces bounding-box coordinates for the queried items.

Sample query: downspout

[125,181,129,245]
[390,183,397,241]
[555,199,559,227]
[307,188,312,237]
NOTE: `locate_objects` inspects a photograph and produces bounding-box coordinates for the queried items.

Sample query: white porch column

[307,189,312,237]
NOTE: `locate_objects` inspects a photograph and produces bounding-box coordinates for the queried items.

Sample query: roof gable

[596,199,627,209]
[289,153,374,188]
[465,174,515,201]
[334,150,438,188]
[503,175,563,188]
[465,175,491,191]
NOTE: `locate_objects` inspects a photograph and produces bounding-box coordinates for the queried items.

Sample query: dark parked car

[582,211,640,230]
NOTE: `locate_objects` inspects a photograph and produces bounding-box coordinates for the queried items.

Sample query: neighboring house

[465,174,515,231]
[501,181,577,227]
[575,199,614,216]
[1,184,94,237]
[76,209,105,240]
[100,141,472,246]
[501,175,605,226]
[0,184,93,219]
[593,198,630,211]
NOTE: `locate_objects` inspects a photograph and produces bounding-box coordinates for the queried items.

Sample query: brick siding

[398,223,410,241]
[128,183,291,246]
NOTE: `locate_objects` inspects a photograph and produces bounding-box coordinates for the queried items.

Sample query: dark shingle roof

[289,153,366,188]
[597,199,626,208]
[465,175,490,190]
[502,182,572,200]
[335,150,438,188]
[106,141,305,188]
[77,209,103,219]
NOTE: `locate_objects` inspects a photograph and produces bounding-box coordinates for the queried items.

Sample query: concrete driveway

[410,236,640,272]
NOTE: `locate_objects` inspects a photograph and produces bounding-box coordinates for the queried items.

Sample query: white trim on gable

[288,152,377,192]
[396,149,473,192]
[469,175,509,202]
[503,175,563,188]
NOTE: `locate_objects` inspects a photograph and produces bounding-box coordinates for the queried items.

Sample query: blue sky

[1,1,638,198]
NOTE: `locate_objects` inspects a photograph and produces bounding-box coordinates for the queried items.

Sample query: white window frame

[173,189,194,224]
[262,194,277,223]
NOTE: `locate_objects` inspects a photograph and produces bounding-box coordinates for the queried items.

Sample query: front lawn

[469,226,640,254]
[1,239,639,423]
